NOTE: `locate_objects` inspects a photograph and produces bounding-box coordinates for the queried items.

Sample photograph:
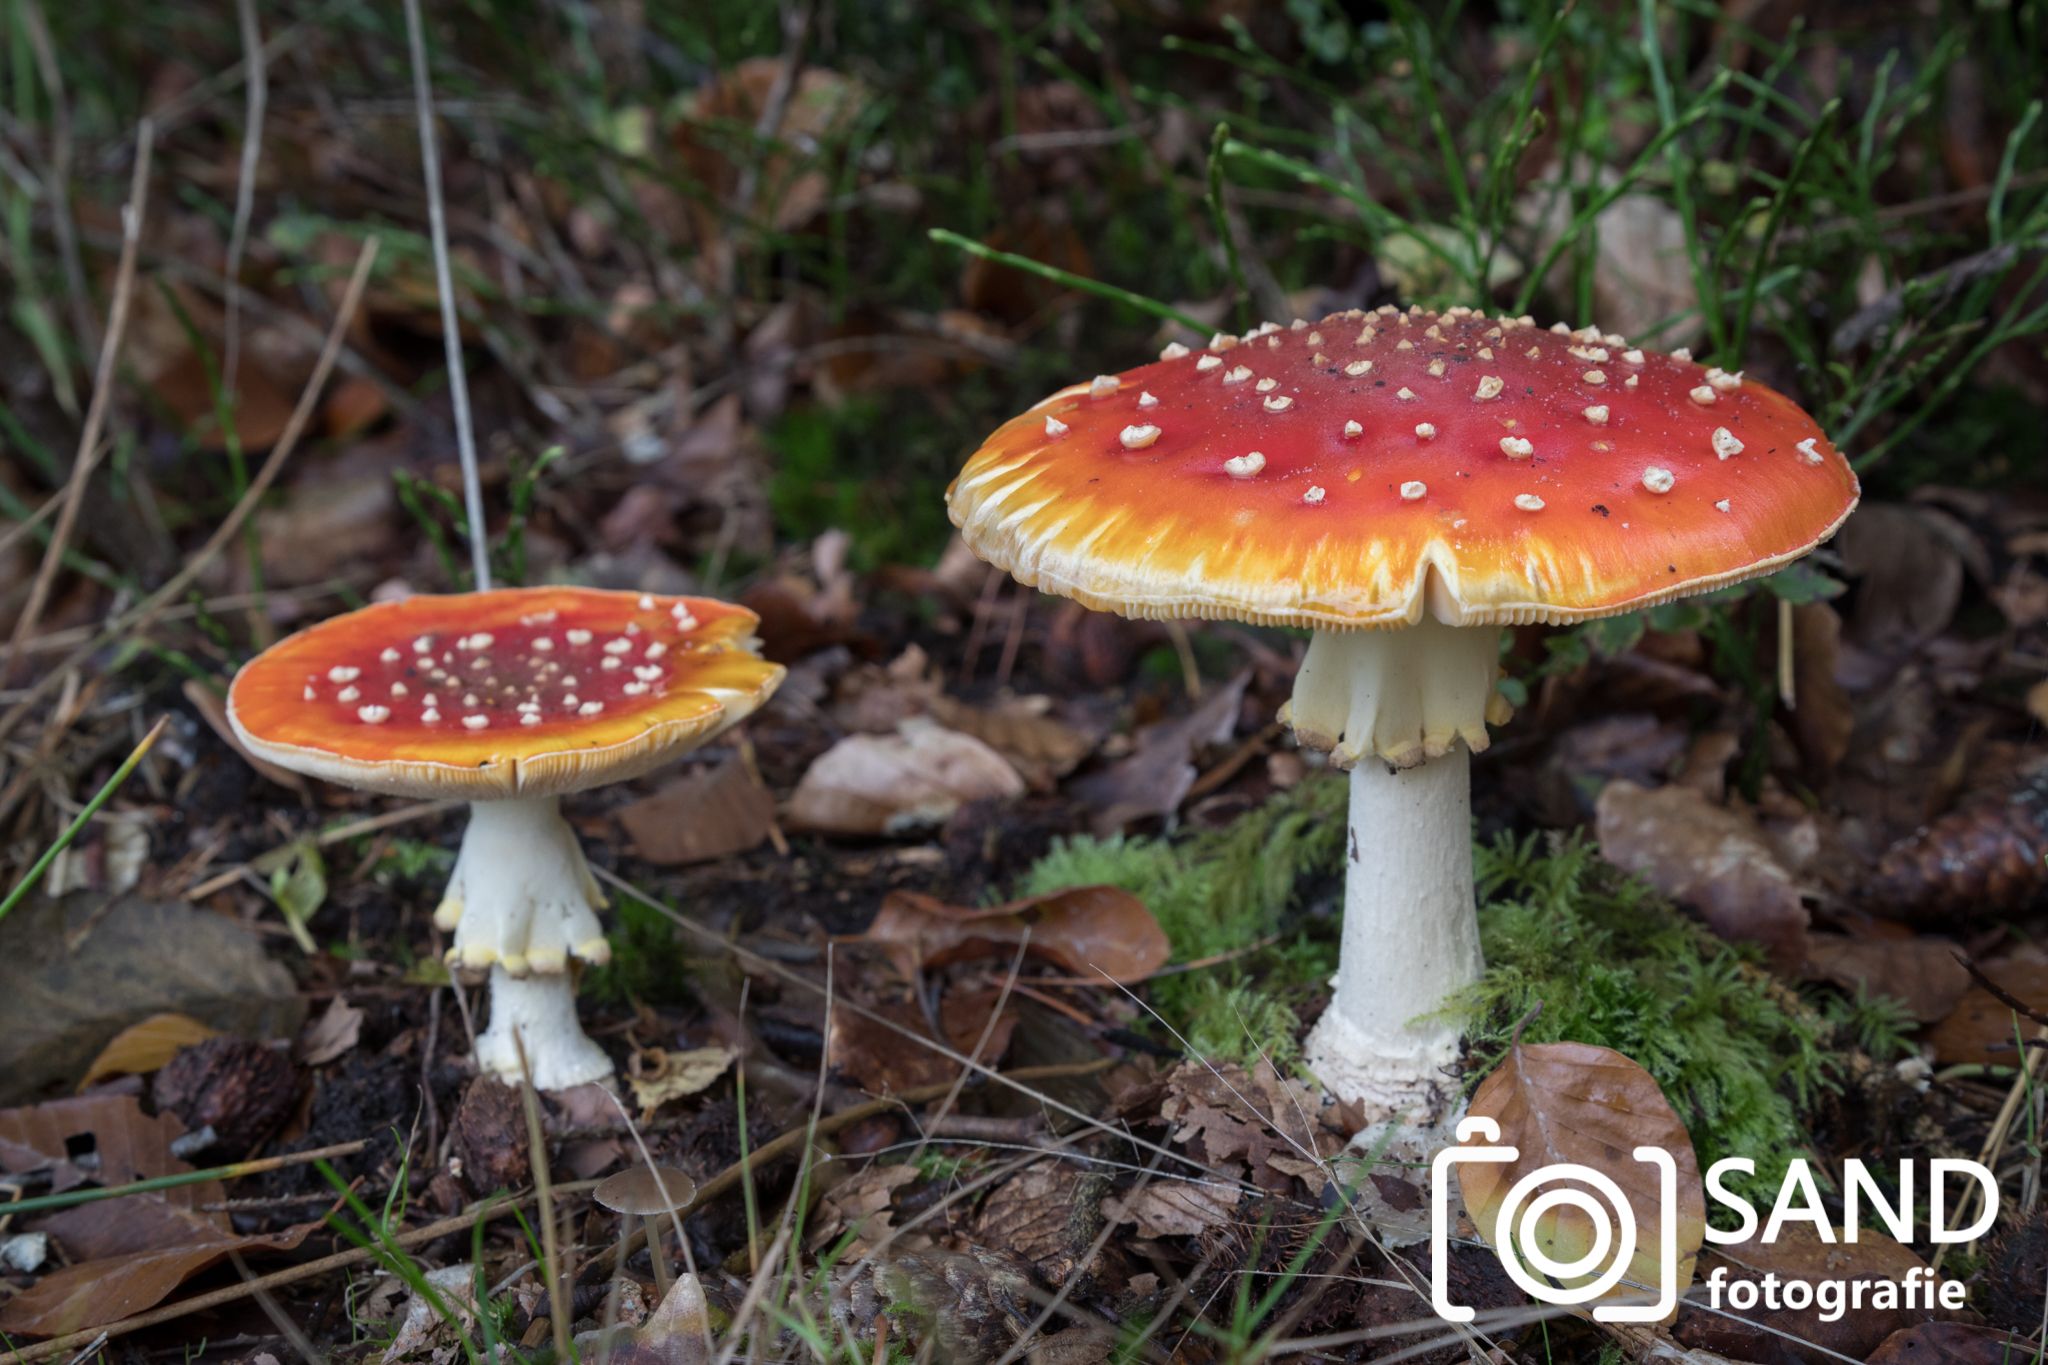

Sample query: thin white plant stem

[222,0,268,398]
[401,0,491,590]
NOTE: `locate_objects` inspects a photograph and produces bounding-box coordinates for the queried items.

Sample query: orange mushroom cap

[228,587,785,799]
[947,306,1858,629]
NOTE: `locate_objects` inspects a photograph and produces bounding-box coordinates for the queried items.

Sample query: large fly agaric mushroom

[229,587,784,1090]
[947,305,1857,1115]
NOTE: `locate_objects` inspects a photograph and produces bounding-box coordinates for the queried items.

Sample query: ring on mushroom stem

[945,304,1858,1121]
[228,587,784,1092]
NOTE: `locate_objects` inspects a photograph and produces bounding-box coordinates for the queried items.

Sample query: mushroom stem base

[1284,620,1508,769]
[475,966,615,1091]
[1303,745,1482,1120]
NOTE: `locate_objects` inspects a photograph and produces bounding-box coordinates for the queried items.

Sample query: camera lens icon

[1431,1117,1680,1324]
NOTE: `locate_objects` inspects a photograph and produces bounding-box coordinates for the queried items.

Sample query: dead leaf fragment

[1595,780,1810,971]
[787,718,1025,835]
[617,759,776,865]
[627,1046,737,1121]
[1073,672,1248,832]
[295,995,364,1066]
[1103,1165,1244,1238]
[1676,1223,1940,1364]
[859,885,1168,984]
[1804,935,1972,1024]
[1458,1041,1706,1323]
[77,1013,219,1091]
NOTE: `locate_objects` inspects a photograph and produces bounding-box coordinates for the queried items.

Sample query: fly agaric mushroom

[947,306,1857,1116]
[229,587,784,1091]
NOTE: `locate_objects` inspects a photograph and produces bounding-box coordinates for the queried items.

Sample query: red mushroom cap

[227,587,784,798]
[947,306,1858,628]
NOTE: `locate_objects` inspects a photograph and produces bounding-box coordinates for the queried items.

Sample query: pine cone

[1868,770,2048,922]
[152,1037,299,1157]
[451,1076,530,1196]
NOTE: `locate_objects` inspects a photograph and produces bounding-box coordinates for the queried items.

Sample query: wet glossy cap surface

[228,587,784,798]
[947,307,1859,628]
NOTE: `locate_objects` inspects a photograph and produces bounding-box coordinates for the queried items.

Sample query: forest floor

[3,2,2048,1361]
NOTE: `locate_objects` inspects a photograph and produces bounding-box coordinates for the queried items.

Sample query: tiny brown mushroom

[594,1165,698,1297]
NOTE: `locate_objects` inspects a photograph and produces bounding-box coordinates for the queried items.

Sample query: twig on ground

[580,1056,1116,1280]
[0,237,380,760]
[0,1136,368,1219]
[221,0,268,401]
[2,120,154,687]
[401,0,490,590]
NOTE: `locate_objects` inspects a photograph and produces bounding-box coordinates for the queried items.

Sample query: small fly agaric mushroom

[229,587,784,1091]
[947,306,1857,1115]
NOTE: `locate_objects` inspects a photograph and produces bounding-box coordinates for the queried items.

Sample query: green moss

[1012,775,1349,1065]
[1462,831,1850,1206]
[1014,782,1882,1208]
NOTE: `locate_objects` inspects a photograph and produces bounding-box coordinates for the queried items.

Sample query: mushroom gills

[1280,617,1511,770]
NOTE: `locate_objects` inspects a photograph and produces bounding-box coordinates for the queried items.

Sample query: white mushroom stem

[1286,620,1508,1119]
[434,796,615,1090]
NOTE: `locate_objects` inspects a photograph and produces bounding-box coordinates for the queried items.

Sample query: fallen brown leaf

[616,759,776,865]
[1675,1223,1941,1364]
[0,1207,319,1337]
[1072,672,1248,832]
[1103,1164,1245,1239]
[826,999,958,1095]
[1596,780,1811,971]
[786,718,1025,835]
[1804,935,1973,1024]
[1927,954,2048,1066]
[1866,1323,2036,1363]
[295,995,363,1066]
[858,885,1168,984]
[626,1045,736,1121]
[77,1013,219,1091]
[1459,1041,1705,1324]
